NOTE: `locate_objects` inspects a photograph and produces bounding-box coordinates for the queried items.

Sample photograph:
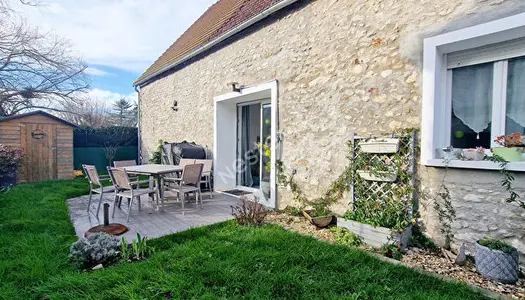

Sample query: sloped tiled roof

[134,0,290,86]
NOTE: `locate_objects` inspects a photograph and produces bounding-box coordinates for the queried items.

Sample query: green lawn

[0,179,488,299]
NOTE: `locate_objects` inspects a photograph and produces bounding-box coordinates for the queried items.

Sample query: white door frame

[213,80,278,208]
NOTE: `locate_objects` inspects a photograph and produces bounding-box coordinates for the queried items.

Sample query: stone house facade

[135,0,525,264]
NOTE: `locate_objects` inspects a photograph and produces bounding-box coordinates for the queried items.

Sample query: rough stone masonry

[139,0,525,265]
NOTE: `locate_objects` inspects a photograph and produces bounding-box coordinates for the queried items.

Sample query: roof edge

[134,0,299,87]
[0,110,78,127]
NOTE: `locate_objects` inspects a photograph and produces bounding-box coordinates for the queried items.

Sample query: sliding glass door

[237,100,271,201]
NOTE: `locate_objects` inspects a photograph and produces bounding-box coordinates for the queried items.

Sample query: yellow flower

[73,170,84,177]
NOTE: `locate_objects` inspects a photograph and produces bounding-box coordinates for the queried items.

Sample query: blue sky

[15,0,217,104]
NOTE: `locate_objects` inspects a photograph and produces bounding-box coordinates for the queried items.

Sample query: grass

[0,179,489,299]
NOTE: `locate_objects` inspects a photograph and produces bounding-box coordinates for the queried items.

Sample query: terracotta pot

[493,147,522,162]
[301,210,333,228]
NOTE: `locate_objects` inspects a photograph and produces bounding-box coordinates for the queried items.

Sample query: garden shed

[0,111,76,183]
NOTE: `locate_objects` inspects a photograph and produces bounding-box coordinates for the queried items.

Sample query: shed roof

[134,0,293,86]
[0,111,78,127]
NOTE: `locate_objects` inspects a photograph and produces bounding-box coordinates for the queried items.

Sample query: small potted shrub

[492,133,523,162]
[475,237,519,284]
[0,144,22,188]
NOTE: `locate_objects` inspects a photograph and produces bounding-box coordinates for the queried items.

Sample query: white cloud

[14,0,217,73]
[87,88,137,105]
[85,67,111,76]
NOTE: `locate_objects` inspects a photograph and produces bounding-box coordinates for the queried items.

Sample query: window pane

[506,56,525,135]
[450,63,493,148]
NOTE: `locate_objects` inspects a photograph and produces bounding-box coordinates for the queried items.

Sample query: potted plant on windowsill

[475,237,519,284]
[461,147,485,161]
[492,132,523,162]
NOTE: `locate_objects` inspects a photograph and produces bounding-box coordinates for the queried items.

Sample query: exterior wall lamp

[227,82,242,93]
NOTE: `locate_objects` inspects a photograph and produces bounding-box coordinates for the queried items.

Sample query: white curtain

[452,63,493,135]
[506,57,525,128]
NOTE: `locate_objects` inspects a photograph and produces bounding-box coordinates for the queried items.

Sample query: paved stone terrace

[67,191,240,241]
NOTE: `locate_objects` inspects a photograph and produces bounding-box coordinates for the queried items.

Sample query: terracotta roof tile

[135,0,290,85]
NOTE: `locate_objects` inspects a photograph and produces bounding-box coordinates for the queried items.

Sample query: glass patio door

[237,101,271,202]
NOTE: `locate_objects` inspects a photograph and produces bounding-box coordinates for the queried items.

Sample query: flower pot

[461,149,484,161]
[360,138,399,154]
[475,241,519,284]
[436,148,461,160]
[492,147,522,162]
[302,210,333,228]
[357,170,397,182]
[337,218,412,249]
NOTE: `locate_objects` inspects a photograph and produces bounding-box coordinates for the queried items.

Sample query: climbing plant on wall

[344,132,417,231]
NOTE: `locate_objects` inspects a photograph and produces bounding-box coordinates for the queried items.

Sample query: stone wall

[420,168,525,265]
[139,0,525,262]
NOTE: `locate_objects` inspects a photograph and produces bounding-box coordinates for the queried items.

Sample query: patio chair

[164,158,195,183]
[108,167,157,222]
[82,164,115,216]
[165,163,204,211]
[113,160,140,182]
[195,159,213,198]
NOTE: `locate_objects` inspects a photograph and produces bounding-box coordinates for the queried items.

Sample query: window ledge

[425,159,525,172]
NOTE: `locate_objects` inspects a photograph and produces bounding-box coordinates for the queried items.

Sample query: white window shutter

[447,37,525,69]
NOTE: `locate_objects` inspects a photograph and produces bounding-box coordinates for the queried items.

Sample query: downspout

[134,85,141,164]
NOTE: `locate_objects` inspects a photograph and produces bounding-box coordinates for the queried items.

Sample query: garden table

[124,164,183,210]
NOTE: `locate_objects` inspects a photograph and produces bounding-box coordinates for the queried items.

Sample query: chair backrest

[83,164,101,186]
[113,160,137,168]
[181,163,203,186]
[178,158,195,168]
[108,167,132,190]
[195,159,212,173]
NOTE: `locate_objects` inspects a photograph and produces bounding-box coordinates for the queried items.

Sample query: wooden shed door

[21,124,57,182]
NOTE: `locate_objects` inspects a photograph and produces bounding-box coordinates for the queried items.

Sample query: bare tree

[0,0,89,116]
[59,97,111,128]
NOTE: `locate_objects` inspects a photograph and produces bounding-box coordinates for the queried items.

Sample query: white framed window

[422,12,525,171]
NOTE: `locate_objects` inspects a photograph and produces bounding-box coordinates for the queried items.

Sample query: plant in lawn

[381,243,403,260]
[121,233,155,262]
[73,170,84,177]
[69,233,120,269]
[330,227,362,247]
[231,196,268,226]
